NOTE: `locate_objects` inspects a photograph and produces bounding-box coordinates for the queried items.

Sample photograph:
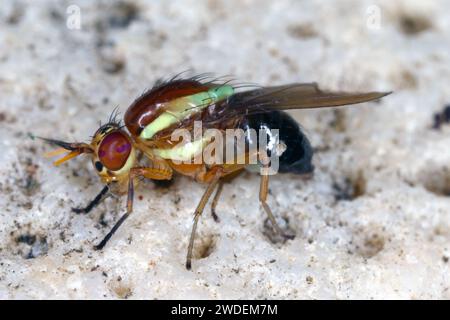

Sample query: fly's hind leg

[72,185,110,214]
[259,165,294,240]
[186,170,222,270]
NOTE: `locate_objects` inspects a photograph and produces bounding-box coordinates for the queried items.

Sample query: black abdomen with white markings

[239,111,314,174]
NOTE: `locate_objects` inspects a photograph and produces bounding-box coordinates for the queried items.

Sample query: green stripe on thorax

[140,85,234,140]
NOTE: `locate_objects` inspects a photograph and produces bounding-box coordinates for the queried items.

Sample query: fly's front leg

[72,185,110,214]
[94,167,172,250]
[94,175,135,250]
[186,170,222,270]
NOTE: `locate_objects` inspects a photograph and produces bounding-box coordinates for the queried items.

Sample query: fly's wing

[204,83,391,125]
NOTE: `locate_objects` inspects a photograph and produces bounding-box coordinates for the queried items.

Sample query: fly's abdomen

[239,111,314,174]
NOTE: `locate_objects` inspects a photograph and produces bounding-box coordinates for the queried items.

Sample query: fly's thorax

[139,85,234,140]
[123,79,235,165]
[90,125,136,184]
[124,76,236,137]
[124,79,210,137]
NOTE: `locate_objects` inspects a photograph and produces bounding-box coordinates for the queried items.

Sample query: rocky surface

[0,0,449,299]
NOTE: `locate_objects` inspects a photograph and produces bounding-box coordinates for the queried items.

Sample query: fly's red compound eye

[98,131,132,171]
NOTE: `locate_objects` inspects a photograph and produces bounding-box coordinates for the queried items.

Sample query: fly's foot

[93,242,105,251]
[211,209,220,223]
[263,217,296,244]
[281,231,295,240]
[72,207,88,214]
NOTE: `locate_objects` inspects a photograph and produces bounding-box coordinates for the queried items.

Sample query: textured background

[1,0,450,299]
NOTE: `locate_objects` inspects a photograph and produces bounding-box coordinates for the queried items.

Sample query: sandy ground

[1,0,450,299]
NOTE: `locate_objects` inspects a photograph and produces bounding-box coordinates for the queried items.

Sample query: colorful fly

[35,74,391,269]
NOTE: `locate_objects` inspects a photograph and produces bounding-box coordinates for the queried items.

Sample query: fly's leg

[209,170,245,223]
[186,170,222,270]
[259,162,294,239]
[210,181,224,223]
[72,185,110,214]
[94,167,172,250]
[94,176,135,250]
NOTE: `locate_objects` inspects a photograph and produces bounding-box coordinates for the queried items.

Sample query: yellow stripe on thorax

[153,137,210,161]
[140,85,234,140]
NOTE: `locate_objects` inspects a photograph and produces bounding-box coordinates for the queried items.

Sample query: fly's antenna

[29,132,94,166]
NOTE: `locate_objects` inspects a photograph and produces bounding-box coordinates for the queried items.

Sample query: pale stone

[0,0,449,299]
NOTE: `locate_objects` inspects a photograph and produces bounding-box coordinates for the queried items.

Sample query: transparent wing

[204,83,391,124]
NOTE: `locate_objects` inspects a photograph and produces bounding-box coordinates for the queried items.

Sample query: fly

[34,73,391,269]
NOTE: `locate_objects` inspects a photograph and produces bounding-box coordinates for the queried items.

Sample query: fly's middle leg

[210,181,224,222]
[186,169,222,270]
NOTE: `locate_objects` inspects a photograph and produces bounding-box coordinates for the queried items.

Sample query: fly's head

[90,123,136,185]
[36,120,136,188]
